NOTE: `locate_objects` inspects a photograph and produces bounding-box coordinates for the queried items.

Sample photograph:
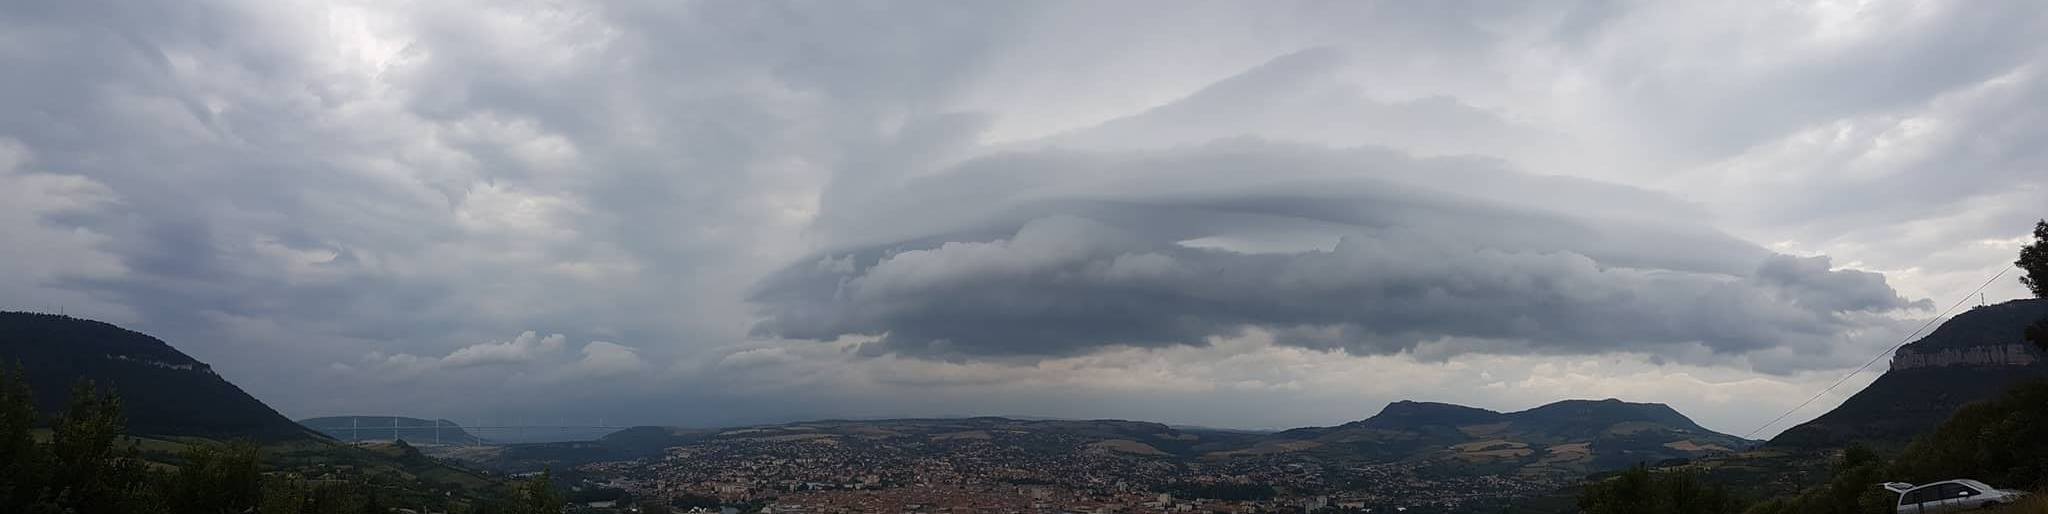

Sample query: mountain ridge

[0,311,319,441]
[1771,298,2048,448]
[465,397,1755,478]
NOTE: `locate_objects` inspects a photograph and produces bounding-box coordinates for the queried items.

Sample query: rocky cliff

[1891,343,2040,370]
[1772,299,2048,449]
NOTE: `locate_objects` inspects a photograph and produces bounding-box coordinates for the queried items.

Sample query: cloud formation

[441,332,567,368]
[752,142,1926,370]
[0,0,2042,436]
[359,330,641,384]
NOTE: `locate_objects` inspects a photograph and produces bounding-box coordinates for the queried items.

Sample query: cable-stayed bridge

[314,417,636,446]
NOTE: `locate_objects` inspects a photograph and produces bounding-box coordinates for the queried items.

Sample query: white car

[1885,480,2027,513]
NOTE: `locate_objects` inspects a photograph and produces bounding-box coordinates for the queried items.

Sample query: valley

[435,402,1754,512]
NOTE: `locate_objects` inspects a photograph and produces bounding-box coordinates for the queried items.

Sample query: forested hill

[1770,299,2048,449]
[0,312,318,441]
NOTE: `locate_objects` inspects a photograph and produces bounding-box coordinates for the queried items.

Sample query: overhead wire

[1741,264,2017,440]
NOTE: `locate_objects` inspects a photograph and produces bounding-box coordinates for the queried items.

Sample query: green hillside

[1771,299,2048,449]
[1255,398,1755,475]
[0,312,318,441]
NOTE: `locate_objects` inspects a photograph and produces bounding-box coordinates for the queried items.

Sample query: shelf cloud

[0,0,2041,435]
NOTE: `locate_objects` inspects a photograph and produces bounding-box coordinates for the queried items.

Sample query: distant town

[525,423,1569,514]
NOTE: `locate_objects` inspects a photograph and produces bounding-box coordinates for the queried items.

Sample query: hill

[432,425,723,472]
[1246,398,1754,476]
[1744,378,2048,514]
[429,402,1751,512]
[1770,299,2048,449]
[300,415,485,445]
[0,314,520,511]
[451,399,1750,482]
[0,312,318,441]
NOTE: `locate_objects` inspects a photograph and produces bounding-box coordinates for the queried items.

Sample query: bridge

[327,418,639,446]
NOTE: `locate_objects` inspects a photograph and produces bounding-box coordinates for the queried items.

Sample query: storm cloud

[751,142,1925,367]
[0,0,2042,435]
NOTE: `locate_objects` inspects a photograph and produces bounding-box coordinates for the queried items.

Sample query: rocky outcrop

[1772,299,2048,449]
[1890,343,2039,370]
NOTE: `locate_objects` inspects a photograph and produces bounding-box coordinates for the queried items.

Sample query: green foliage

[44,379,158,513]
[514,470,566,514]
[1982,492,2048,514]
[0,371,164,513]
[260,475,311,514]
[168,440,265,513]
[1741,445,1893,514]
[466,469,566,514]
[0,364,41,512]
[2024,220,2048,349]
[2030,318,2048,351]
[0,312,315,440]
[1752,380,2048,513]
[1890,380,2048,489]
[2020,220,2048,299]
[1577,464,1744,514]
[0,367,555,514]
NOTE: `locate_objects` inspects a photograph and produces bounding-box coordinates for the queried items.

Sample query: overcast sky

[3,0,2044,438]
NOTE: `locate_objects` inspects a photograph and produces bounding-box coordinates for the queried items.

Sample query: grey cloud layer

[752,143,1924,368]
[0,0,2040,431]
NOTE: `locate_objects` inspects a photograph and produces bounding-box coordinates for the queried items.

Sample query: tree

[308,482,371,514]
[2021,220,2048,299]
[360,491,387,514]
[2021,220,2048,349]
[168,441,265,513]
[513,470,563,514]
[1749,381,2048,514]
[0,372,530,514]
[259,476,310,514]
[2031,319,2048,351]
[1889,380,2048,489]
[0,365,42,512]
[1741,446,1892,514]
[1579,464,1743,514]
[42,380,156,513]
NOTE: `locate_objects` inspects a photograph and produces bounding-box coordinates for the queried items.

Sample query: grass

[49,430,503,494]
[1985,492,2048,513]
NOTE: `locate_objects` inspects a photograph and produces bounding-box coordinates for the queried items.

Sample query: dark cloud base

[752,144,1925,367]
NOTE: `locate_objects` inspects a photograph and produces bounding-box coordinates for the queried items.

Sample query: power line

[1742,264,2017,440]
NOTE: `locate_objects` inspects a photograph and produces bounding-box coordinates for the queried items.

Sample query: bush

[1749,380,2048,514]
[0,365,562,514]
[1889,381,2048,489]
[1578,464,1743,514]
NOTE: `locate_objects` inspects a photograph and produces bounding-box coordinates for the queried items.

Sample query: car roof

[1908,480,1994,492]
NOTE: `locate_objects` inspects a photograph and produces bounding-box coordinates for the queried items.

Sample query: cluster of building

[566,430,1561,513]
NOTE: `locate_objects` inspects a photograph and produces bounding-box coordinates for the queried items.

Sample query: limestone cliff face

[1772,299,2048,449]
[1890,343,2040,370]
